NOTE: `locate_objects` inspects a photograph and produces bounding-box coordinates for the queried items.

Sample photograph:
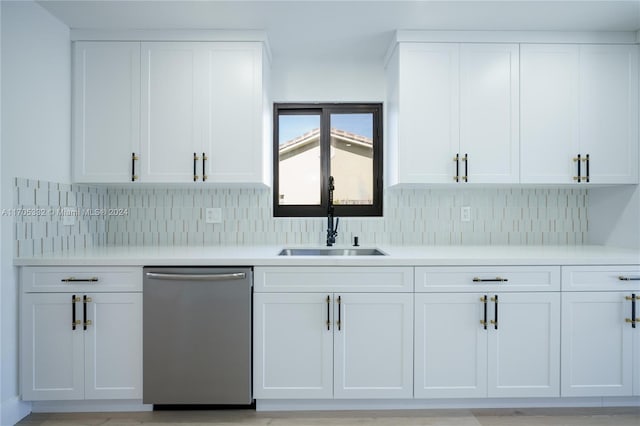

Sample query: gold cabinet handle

[72,295,79,330]
[132,153,139,182]
[83,295,92,330]
[473,277,508,283]
[480,296,488,330]
[61,277,99,283]
[453,153,460,182]
[193,153,200,182]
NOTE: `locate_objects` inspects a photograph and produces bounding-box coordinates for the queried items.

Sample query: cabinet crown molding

[385,30,639,65]
[71,29,271,57]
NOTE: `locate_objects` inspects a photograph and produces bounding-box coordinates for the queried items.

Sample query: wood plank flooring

[16,407,640,426]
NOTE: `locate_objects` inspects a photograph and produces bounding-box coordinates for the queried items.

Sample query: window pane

[278,114,321,205]
[330,113,374,205]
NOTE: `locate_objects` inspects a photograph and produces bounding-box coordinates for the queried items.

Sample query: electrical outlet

[62,207,76,226]
[205,208,222,224]
[461,206,471,222]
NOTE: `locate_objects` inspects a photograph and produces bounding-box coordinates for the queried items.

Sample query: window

[273,103,383,217]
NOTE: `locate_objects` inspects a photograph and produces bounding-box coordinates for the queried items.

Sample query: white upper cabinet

[580,45,639,184]
[387,43,519,185]
[203,43,268,184]
[73,42,141,183]
[140,42,203,183]
[521,44,638,184]
[459,44,519,184]
[391,43,459,184]
[72,40,271,185]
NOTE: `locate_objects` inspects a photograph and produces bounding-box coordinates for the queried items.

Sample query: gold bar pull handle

[61,277,99,283]
[453,154,460,182]
[83,295,92,330]
[193,153,200,182]
[473,277,509,283]
[326,295,331,331]
[71,295,80,330]
[131,153,139,182]
[337,295,342,331]
[573,154,581,182]
[462,153,468,182]
[490,295,498,330]
[480,296,488,330]
[625,294,636,329]
[202,152,208,182]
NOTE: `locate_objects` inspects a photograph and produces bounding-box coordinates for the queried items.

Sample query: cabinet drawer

[562,265,640,291]
[21,267,142,293]
[415,266,560,292]
[254,267,413,293]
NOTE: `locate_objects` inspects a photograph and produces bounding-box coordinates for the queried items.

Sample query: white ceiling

[36,0,640,61]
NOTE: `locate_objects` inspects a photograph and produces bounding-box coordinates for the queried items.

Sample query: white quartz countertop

[13,245,640,266]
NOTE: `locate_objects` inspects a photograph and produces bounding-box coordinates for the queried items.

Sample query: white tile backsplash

[105,186,587,247]
[13,179,588,257]
[13,178,107,257]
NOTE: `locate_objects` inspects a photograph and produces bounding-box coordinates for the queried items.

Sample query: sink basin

[278,248,386,256]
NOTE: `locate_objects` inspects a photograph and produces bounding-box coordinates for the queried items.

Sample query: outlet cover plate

[461,206,471,222]
[206,208,222,224]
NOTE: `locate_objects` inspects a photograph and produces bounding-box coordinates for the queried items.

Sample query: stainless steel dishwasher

[143,267,252,406]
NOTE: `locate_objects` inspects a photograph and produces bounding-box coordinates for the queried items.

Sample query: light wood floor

[16,407,640,426]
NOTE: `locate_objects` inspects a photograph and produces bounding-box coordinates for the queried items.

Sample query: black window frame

[273,103,383,218]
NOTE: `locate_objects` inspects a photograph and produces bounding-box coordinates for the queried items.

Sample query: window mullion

[320,108,332,214]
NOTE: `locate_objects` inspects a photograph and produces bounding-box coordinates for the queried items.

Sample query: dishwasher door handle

[145,272,247,281]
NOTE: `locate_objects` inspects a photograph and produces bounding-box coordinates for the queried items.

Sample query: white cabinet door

[561,292,633,396]
[487,293,560,397]
[580,45,638,184]
[396,43,459,184]
[520,44,580,184]
[73,42,141,183]
[202,43,265,184]
[414,293,487,398]
[253,293,333,399]
[140,42,204,182]
[84,293,142,399]
[21,293,84,400]
[334,293,413,398]
[459,44,519,183]
[521,44,638,184]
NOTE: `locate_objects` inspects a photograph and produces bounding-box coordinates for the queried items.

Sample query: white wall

[271,57,384,102]
[588,186,640,250]
[0,3,3,423]
[1,1,71,424]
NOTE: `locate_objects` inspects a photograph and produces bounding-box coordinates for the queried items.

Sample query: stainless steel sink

[278,248,386,256]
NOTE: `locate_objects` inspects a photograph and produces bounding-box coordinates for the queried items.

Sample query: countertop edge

[13,245,640,267]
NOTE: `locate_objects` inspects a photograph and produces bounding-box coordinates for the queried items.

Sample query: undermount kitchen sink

[278,248,387,256]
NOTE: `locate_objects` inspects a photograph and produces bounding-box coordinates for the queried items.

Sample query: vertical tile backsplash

[13,179,588,257]
[13,178,107,257]
[104,186,587,247]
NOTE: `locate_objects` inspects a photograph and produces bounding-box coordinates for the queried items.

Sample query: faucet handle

[334,217,339,233]
[353,236,359,247]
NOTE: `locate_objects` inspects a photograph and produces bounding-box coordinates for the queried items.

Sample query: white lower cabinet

[561,292,635,397]
[20,267,143,401]
[334,293,413,399]
[415,292,560,398]
[253,293,333,399]
[253,291,413,399]
[560,266,640,397]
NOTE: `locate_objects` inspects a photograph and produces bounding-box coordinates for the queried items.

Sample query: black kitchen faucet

[326,176,339,246]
